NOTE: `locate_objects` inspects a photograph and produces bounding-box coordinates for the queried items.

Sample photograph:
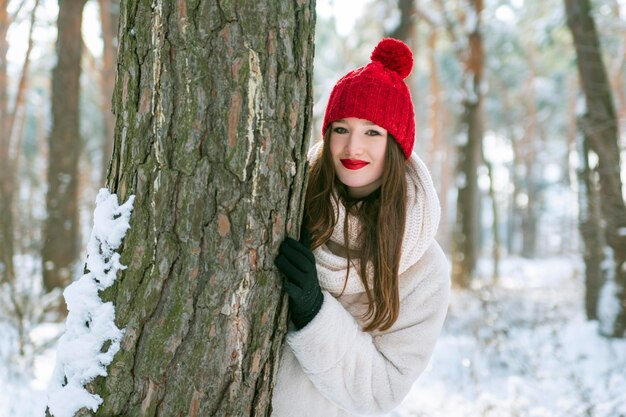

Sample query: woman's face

[329,117,388,199]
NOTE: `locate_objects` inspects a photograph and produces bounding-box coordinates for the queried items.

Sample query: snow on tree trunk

[47,189,135,417]
[565,0,626,337]
[48,1,315,416]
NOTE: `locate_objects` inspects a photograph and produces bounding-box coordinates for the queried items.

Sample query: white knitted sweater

[271,142,451,417]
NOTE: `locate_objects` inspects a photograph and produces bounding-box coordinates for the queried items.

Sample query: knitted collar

[306,141,441,296]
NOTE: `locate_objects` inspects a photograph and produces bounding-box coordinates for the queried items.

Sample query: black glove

[274,226,324,330]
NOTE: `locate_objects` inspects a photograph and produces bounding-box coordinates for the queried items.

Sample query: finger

[274,253,307,281]
[276,252,314,290]
[282,237,315,265]
[282,280,302,299]
[280,240,315,271]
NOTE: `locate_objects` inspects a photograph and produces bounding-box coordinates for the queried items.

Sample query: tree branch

[6,0,40,169]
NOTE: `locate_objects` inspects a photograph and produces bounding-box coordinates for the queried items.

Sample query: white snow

[46,189,135,417]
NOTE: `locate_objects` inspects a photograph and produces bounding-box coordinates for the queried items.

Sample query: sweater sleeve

[286,243,451,415]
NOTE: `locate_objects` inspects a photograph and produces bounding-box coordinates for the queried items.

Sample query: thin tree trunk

[521,74,538,258]
[452,0,484,287]
[495,83,519,256]
[0,0,9,137]
[6,0,39,142]
[565,0,626,337]
[427,30,451,248]
[387,0,420,154]
[610,2,626,131]
[42,0,87,293]
[482,147,500,283]
[564,74,578,254]
[414,5,453,250]
[577,132,604,320]
[54,1,316,415]
[454,99,482,287]
[387,0,416,42]
[98,0,119,185]
[0,0,39,283]
[0,0,13,283]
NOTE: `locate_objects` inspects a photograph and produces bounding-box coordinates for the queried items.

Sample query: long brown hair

[305,126,407,332]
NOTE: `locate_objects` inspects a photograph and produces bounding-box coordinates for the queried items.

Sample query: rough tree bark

[68,1,315,416]
[565,0,626,337]
[42,0,87,292]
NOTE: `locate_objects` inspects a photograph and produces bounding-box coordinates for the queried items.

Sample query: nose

[344,133,363,157]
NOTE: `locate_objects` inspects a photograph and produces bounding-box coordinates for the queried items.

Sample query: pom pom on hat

[322,38,416,159]
[370,38,414,79]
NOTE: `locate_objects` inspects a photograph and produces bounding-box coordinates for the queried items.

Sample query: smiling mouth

[340,159,369,170]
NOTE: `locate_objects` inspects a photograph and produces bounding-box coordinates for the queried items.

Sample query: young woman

[273,38,450,417]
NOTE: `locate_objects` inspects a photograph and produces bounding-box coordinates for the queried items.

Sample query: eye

[365,129,382,136]
[332,126,348,134]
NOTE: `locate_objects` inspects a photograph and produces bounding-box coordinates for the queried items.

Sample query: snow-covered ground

[0,316,60,417]
[395,256,626,417]
[1,256,625,417]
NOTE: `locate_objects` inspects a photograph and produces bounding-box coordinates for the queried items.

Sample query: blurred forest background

[1,0,625,416]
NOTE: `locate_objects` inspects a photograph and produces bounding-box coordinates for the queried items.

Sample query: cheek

[372,140,387,160]
[329,135,345,155]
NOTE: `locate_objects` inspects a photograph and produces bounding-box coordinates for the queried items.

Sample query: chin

[336,175,369,189]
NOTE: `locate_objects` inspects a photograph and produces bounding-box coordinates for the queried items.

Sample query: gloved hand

[274,226,324,330]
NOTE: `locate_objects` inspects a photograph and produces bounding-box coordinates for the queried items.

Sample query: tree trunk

[481,146,500,283]
[453,100,482,287]
[0,0,8,138]
[427,30,451,248]
[520,64,539,258]
[0,0,40,283]
[42,0,87,292]
[577,132,604,320]
[386,0,420,155]
[565,0,626,337]
[98,0,119,185]
[452,0,484,287]
[610,3,626,134]
[62,1,316,415]
[0,0,13,284]
[387,0,416,42]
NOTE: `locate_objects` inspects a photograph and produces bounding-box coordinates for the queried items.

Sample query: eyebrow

[334,119,379,126]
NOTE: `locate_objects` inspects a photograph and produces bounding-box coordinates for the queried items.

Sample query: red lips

[340,159,369,170]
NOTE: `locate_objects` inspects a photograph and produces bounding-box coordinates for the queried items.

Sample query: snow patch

[47,189,135,417]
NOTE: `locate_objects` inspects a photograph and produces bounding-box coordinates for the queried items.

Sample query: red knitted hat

[322,38,415,159]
